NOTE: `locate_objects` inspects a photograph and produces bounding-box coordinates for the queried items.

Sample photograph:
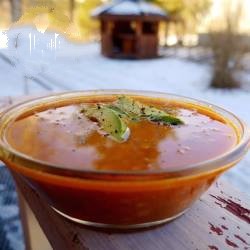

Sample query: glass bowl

[0,90,249,229]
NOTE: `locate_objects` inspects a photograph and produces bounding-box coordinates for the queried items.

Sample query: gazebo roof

[92,0,167,19]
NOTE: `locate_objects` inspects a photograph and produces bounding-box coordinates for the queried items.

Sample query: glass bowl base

[51,206,188,230]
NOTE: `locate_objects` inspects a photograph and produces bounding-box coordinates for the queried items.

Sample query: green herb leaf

[114,96,142,121]
[115,96,184,126]
[149,115,184,126]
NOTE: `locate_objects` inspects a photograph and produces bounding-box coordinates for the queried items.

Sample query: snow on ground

[0,24,249,250]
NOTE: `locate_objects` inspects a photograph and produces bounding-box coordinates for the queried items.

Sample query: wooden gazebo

[92,0,169,59]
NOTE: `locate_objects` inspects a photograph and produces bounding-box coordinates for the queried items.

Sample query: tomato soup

[1,93,244,228]
[6,98,237,171]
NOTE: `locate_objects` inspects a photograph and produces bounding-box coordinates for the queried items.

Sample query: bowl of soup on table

[0,90,249,229]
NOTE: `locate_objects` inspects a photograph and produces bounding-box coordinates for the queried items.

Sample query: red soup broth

[4,95,239,226]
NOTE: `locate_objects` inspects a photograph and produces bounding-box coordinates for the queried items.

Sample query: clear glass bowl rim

[0,89,249,180]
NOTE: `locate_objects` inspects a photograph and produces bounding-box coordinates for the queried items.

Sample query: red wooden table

[1,96,250,250]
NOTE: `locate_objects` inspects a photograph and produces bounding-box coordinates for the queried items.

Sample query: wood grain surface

[13,172,250,250]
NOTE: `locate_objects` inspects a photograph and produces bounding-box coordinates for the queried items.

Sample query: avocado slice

[83,106,130,142]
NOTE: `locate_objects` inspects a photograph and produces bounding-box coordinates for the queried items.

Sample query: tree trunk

[9,0,22,22]
[210,67,240,89]
[69,0,75,22]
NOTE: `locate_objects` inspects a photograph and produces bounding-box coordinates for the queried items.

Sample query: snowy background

[0,26,249,249]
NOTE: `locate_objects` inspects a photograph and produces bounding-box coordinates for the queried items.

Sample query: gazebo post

[135,20,142,59]
[107,20,114,56]
[101,19,113,57]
